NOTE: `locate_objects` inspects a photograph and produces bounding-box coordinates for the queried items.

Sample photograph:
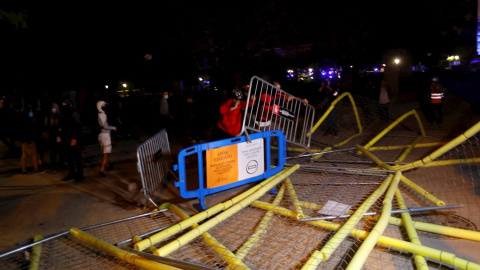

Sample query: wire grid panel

[136,128,173,207]
[136,122,480,269]
[0,210,181,270]
[242,76,316,149]
[138,169,455,270]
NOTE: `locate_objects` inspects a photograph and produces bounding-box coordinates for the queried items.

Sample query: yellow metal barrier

[70,228,182,270]
[347,171,401,270]
[251,202,480,270]
[153,164,300,257]
[357,144,446,206]
[134,167,292,251]
[235,183,287,262]
[394,189,429,270]
[168,204,250,270]
[304,173,394,268]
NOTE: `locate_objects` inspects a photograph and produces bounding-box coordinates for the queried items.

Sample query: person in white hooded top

[97,100,117,177]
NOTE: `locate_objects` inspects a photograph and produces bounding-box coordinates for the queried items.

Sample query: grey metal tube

[299,204,462,221]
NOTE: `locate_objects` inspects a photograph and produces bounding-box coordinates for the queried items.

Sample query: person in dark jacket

[58,99,84,182]
[44,102,62,173]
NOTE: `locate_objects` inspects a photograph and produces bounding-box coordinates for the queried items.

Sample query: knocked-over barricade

[1,80,480,269]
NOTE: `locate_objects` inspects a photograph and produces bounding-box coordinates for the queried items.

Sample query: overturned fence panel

[136,129,173,208]
[173,130,287,210]
[242,76,316,150]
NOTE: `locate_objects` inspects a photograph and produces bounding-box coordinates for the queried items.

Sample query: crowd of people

[0,86,228,180]
[0,75,445,181]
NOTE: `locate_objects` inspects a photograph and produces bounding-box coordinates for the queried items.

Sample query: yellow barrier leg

[70,228,181,270]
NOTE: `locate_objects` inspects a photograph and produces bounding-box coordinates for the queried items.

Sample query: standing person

[378,78,390,121]
[18,107,40,174]
[210,89,255,141]
[44,102,62,173]
[97,100,117,177]
[318,78,339,137]
[59,99,84,182]
[428,77,445,127]
[0,96,18,157]
[159,91,174,135]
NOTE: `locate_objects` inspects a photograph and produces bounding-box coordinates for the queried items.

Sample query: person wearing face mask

[97,100,117,177]
[44,102,62,173]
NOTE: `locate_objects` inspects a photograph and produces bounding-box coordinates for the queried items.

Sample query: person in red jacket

[210,89,255,141]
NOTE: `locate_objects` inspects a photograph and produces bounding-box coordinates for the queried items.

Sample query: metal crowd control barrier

[241,76,316,150]
[136,129,172,208]
[173,130,286,210]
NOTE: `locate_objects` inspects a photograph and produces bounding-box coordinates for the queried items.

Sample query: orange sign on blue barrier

[173,130,286,210]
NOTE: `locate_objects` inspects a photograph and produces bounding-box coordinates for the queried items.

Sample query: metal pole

[0,209,168,258]
[299,204,462,222]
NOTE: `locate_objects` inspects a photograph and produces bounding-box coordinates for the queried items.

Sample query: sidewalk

[0,129,192,252]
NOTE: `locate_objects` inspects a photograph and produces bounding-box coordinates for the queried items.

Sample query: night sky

[1,1,477,92]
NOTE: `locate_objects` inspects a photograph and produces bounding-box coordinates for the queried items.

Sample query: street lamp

[394,58,400,65]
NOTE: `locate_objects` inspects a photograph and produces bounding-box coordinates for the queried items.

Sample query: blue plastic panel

[173,130,286,210]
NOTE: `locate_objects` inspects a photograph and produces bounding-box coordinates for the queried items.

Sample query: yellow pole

[300,201,323,211]
[285,177,305,219]
[134,167,290,251]
[399,174,445,206]
[369,142,446,151]
[356,144,445,206]
[398,121,480,171]
[70,228,182,270]
[422,158,480,167]
[388,216,480,242]
[153,165,300,257]
[316,173,394,263]
[395,134,424,163]
[362,110,425,152]
[252,202,480,270]
[235,184,286,261]
[308,92,362,137]
[347,171,402,270]
[394,189,429,270]
[168,204,250,270]
[28,235,43,270]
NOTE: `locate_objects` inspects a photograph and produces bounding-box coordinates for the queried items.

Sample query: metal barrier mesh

[242,76,316,150]
[2,94,480,269]
[0,210,181,270]
[136,128,172,207]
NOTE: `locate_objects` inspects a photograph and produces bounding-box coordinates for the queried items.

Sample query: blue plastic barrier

[173,130,286,210]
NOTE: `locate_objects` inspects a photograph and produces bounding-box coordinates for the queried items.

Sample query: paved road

[1,88,479,255]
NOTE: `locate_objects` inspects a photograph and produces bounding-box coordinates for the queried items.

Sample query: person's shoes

[49,169,57,174]
[22,171,28,175]
[61,174,75,181]
[98,171,106,177]
[74,176,84,183]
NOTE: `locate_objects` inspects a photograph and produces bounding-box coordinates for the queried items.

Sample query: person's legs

[98,133,111,176]
[100,153,108,172]
[21,143,27,174]
[32,152,38,172]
